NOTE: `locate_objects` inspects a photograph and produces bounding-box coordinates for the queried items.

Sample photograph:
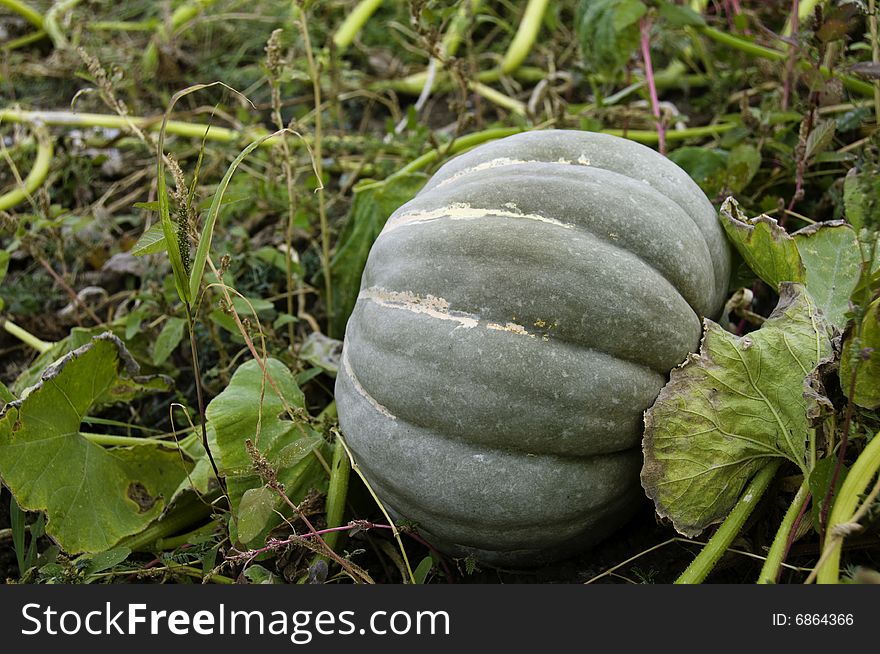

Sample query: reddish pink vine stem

[639,16,665,154]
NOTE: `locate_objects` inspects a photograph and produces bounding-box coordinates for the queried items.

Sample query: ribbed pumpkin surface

[336,130,730,565]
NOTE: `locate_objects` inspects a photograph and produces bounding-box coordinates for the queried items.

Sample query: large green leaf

[792,221,861,329]
[205,358,327,546]
[328,173,426,336]
[12,325,171,398]
[721,198,861,329]
[0,334,188,553]
[720,197,805,290]
[642,284,833,537]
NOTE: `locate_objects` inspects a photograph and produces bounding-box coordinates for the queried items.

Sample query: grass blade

[189,127,310,302]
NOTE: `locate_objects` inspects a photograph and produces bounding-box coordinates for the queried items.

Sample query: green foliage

[642,284,833,537]
[2,0,880,584]
[668,146,763,196]
[721,199,860,328]
[152,316,187,365]
[726,144,762,193]
[793,222,862,329]
[667,147,729,195]
[720,199,805,289]
[205,358,327,546]
[808,457,847,534]
[656,1,704,27]
[328,173,426,336]
[131,221,171,256]
[189,128,291,304]
[0,334,190,553]
[840,297,880,409]
[236,485,279,544]
[576,0,646,78]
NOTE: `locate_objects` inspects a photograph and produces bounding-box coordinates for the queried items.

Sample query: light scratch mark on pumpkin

[341,349,397,419]
[358,287,479,328]
[382,202,573,235]
[359,288,541,339]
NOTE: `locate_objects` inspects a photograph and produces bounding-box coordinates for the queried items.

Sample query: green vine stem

[814,432,880,583]
[119,490,221,553]
[80,432,183,449]
[0,0,44,29]
[43,0,81,48]
[361,126,525,191]
[500,0,549,74]
[153,521,218,551]
[1,108,240,142]
[675,460,783,584]
[142,0,219,73]
[332,0,383,53]
[603,122,736,144]
[0,131,53,212]
[0,317,54,353]
[757,477,810,583]
[322,430,351,552]
[88,20,159,31]
[373,65,547,96]
[470,81,526,116]
[0,108,385,152]
[4,30,47,50]
[698,25,874,97]
[442,0,481,58]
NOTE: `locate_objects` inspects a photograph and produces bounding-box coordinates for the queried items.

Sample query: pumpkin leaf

[206,357,328,546]
[576,0,647,78]
[642,284,834,537]
[327,173,426,336]
[720,197,806,289]
[0,380,15,406]
[0,333,189,553]
[840,296,880,409]
[791,221,861,329]
[721,198,861,329]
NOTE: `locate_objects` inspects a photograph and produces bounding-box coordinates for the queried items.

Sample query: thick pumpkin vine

[642,196,880,584]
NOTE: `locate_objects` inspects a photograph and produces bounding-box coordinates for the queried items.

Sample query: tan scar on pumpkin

[359,287,539,339]
[381,202,573,235]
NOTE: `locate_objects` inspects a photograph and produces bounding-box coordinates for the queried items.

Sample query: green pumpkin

[335,130,730,566]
